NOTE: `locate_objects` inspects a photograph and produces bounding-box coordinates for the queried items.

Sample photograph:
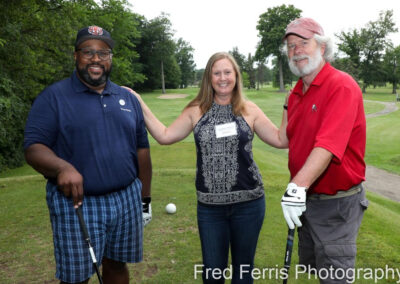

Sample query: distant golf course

[0,85,399,283]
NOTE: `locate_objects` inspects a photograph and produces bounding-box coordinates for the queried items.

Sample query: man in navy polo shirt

[24,26,152,284]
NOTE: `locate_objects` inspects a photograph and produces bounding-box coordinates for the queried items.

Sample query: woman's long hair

[187,52,246,116]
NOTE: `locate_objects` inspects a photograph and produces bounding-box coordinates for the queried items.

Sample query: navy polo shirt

[24,71,149,195]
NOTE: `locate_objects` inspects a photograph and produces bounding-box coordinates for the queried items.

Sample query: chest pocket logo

[119,99,132,112]
[312,104,317,112]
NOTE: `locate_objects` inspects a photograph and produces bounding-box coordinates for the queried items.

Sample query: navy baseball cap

[75,26,114,49]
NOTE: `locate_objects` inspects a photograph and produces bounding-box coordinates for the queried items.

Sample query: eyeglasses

[77,48,113,60]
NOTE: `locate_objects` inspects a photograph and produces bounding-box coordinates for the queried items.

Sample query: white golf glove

[281,183,307,229]
[142,197,152,227]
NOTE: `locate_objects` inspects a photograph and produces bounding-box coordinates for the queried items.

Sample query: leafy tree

[175,38,196,88]
[0,0,144,170]
[270,56,296,89]
[230,48,256,89]
[331,57,360,81]
[336,10,398,93]
[255,61,272,89]
[244,53,256,89]
[229,47,246,72]
[256,4,301,92]
[89,0,145,86]
[0,0,93,170]
[0,0,90,102]
[163,54,181,89]
[335,30,362,78]
[195,69,205,86]
[242,72,250,89]
[0,74,27,170]
[0,1,198,170]
[135,13,177,92]
[383,45,400,94]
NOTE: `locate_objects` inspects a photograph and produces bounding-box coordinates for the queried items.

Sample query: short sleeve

[24,89,58,149]
[132,96,150,149]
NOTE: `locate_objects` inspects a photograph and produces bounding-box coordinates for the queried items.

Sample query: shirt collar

[311,62,332,86]
[71,70,115,95]
[292,62,331,97]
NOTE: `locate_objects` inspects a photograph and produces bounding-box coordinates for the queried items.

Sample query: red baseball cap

[284,18,324,39]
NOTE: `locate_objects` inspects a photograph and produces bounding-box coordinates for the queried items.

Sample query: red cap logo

[88,26,103,36]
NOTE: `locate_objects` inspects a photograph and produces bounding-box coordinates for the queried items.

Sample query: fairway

[0,86,399,283]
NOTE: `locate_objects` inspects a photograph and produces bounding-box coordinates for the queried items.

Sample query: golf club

[283,228,295,284]
[76,206,103,284]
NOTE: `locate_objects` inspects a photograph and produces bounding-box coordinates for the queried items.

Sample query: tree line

[0,0,196,171]
[1,1,399,171]
[255,5,399,93]
[228,6,399,94]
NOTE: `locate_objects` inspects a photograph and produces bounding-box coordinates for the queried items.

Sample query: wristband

[283,105,288,110]
[142,197,151,204]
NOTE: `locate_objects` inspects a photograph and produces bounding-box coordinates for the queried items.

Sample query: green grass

[365,106,400,174]
[355,84,400,174]
[0,163,38,178]
[362,85,399,102]
[1,85,399,283]
[364,101,385,115]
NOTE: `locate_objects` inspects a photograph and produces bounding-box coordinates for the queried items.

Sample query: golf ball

[165,203,176,214]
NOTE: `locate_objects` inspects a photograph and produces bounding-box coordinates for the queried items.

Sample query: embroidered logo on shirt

[119,99,126,106]
[312,104,317,112]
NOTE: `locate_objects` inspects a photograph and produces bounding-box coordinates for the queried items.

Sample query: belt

[308,184,363,200]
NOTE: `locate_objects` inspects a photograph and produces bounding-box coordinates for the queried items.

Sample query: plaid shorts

[46,179,143,283]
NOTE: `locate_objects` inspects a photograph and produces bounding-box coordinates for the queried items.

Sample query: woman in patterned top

[127,52,288,283]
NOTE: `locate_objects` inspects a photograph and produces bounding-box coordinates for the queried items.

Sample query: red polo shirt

[286,63,366,195]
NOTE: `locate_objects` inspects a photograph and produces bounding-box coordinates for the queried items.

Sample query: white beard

[289,47,323,77]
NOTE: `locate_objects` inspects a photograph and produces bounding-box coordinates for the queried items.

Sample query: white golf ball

[165,203,176,214]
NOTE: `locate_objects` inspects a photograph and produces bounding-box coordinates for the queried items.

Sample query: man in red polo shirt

[280,17,368,283]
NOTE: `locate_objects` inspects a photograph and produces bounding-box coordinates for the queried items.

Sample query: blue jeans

[197,196,265,284]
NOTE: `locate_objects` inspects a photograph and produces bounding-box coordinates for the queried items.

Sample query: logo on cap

[88,26,103,36]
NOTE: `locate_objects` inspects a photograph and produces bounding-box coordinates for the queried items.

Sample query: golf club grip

[75,207,103,284]
[283,228,295,284]
[76,206,90,240]
[284,228,295,265]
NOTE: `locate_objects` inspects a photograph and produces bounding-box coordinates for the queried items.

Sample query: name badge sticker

[215,122,237,138]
